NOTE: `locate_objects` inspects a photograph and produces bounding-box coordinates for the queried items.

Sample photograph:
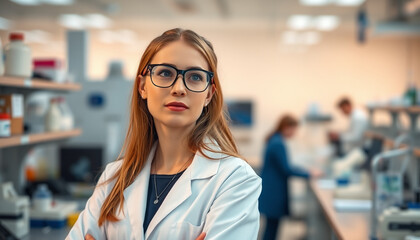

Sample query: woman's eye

[190,74,203,81]
[158,70,173,78]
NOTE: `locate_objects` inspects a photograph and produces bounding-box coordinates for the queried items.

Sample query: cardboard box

[0,94,24,135]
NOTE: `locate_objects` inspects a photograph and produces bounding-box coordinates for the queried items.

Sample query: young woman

[66,28,261,240]
[259,115,322,240]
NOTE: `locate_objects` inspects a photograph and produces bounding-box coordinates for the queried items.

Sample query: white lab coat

[66,142,262,240]
[340,108,369,153]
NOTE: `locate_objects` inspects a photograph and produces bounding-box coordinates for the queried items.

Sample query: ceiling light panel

[287,15,313,30]
[84,14,112,29]
[10,0,40,5]
[335,0,366,6]
[314,15,340,31]
[41,0,74,5]
[300,0,333,6]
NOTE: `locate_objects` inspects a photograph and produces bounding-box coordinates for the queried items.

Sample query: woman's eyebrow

[160,62,205,70]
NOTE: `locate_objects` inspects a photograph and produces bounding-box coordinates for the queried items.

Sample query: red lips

[165,102,189,112]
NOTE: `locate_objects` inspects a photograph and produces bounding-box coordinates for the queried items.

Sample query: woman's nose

[171,74,187,96]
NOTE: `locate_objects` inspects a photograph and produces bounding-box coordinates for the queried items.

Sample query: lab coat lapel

[144,148,221,239]
[123,142,157,240]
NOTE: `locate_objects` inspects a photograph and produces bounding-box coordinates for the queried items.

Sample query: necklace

[152,156,192,205]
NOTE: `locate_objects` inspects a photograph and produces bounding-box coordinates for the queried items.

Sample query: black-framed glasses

[146,64,214,93]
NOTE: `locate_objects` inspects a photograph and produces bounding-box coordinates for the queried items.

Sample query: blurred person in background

[328,97,369,156]
[259,115,322,240]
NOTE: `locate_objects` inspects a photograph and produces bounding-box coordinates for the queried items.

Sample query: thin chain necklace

[152,155,192,205]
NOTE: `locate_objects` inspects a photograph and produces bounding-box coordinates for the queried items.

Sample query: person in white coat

[66,28,262,240]
[328,97,369,155]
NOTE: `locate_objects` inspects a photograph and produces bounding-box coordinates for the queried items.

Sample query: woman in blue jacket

[259,115,321,240]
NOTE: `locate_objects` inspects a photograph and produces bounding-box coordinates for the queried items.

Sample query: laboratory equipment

[33,58,67,83]
[332,148,367,177]
[379,207,420,240]
[30,200,78,228]
[334,171,371,200]
[32,184,52,211]
[370,147,413,240]
[332,148,370,199]
[0,182,30,239]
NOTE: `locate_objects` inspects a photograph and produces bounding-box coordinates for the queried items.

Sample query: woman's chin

[159,118,196,129]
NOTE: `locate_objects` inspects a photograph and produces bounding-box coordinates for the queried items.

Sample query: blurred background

[0,0,419,239]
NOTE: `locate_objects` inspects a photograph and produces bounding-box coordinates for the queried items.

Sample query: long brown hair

[98,28,241,226]
[265,114,299,142]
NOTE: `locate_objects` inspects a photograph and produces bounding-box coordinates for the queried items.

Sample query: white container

[0,113,11,137]
[32,184,52,211]
[57,97,74,130]
[0,37,4,76]
[45,98,62,132]
[4,32,32,78]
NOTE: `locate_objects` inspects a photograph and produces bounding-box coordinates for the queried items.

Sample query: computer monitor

[60,146,103,184]
[225,100,253,127]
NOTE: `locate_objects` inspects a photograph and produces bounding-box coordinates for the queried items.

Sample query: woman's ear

[138,75,147,99]
[205,84,216,106]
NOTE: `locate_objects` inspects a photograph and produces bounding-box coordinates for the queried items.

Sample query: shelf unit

[364,130,420,157]
[0,76,81,91]
[368,106,420,113]
[0,129,82,148]
[0,75,82,193]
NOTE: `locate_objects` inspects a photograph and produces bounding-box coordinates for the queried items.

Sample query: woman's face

[138,40,215,129]
[283,126,297,138]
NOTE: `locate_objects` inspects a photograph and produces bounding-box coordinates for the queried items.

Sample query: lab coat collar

[122,139,222,239]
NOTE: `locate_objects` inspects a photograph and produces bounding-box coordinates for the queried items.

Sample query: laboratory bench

[307,179,371,240]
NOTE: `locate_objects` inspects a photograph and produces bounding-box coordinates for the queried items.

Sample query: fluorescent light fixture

[42,0,74,5]
[84,14,112,29]
[300,0,332,6]
[59,14,85,29]
[287,15,312,30]
[59,14,112,29]
[10,0,40,5]
[301,31,321,45]
[314,15,340,31]
[335,0,365,6]
[0,17,11,30]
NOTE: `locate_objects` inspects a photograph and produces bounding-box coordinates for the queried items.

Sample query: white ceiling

[0,0,389,31]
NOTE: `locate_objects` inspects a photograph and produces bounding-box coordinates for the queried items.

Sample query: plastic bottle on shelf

[57,97,74,130]
[4,32,32,78]
[45,98,62,132]
[0,113,11,137]
[33,184,52,211]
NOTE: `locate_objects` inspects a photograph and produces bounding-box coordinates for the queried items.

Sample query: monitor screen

[225,100,253,127]
[60,146,103,184]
